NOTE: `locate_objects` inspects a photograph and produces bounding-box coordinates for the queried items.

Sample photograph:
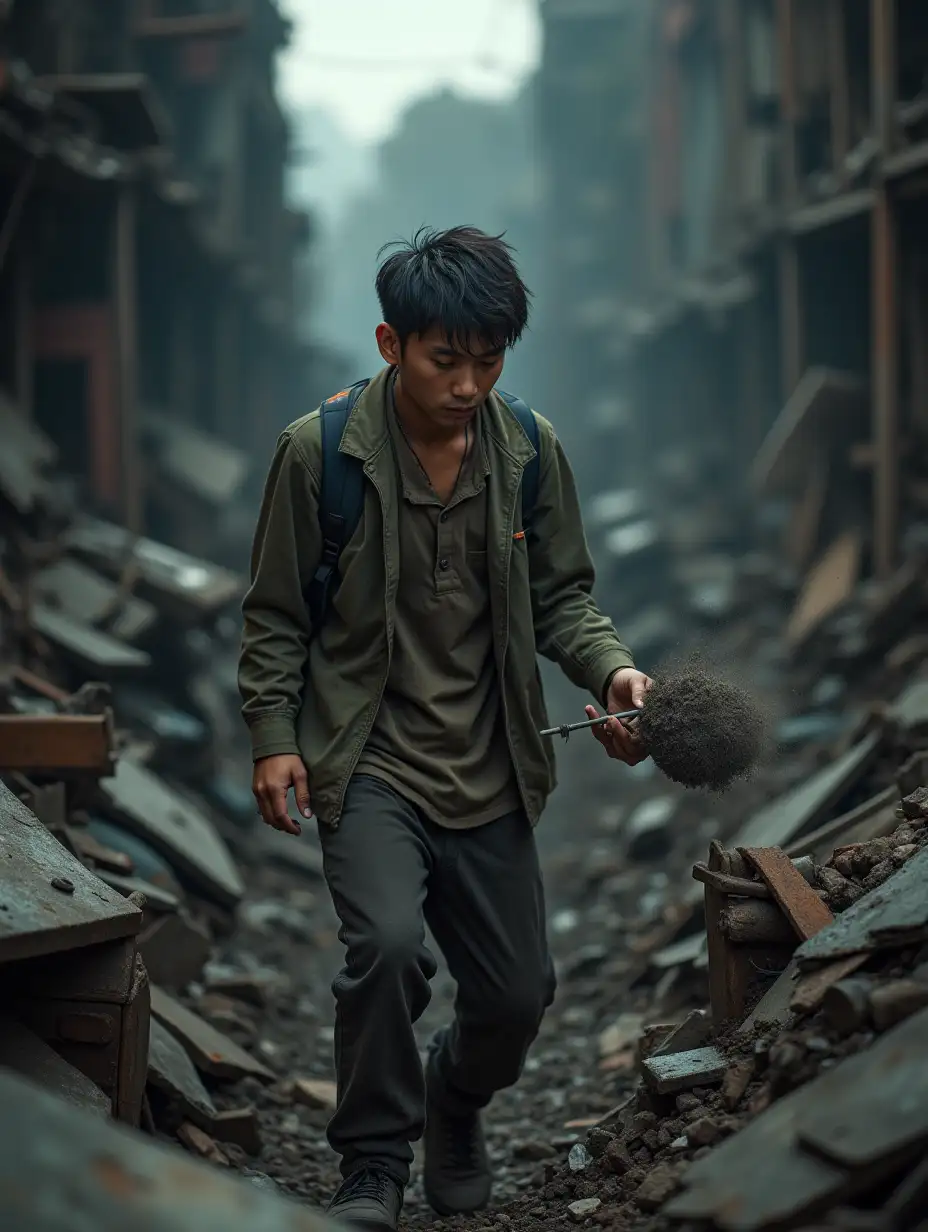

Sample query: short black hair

[375,225,531,353]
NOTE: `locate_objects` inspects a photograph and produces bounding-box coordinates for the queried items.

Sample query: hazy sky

[277,0,542,145]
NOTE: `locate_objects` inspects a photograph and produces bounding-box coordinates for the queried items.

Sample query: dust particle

[637,668,766,792]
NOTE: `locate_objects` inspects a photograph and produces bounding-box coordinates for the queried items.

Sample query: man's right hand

[253,754,312,835]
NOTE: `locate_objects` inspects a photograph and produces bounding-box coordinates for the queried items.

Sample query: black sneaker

[326,1168,404,1231]
[423,1086,492,1215]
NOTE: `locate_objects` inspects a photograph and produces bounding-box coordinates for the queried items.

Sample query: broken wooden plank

[752,368,869,495]
[734,732,881,852]
[787,786,899,862]
[95,872,181,915]
[651,1010,711,1058]
[30,605,151,673]
[795,846,928,968]
[641,1046,727,1095]
[664,1084,851,1228]
[33,558,158,644]
[786,531,861,649]
[292,1078,338,1111]
[176,1121,230,1166]
[791,954,870,1015]
[150,986,274,1083]
[666,1011,928,1227]
[0,713,116,775]
[100,757,244,907]
[738,960,800,1035]
[692,862,770,898]
[0,1068,337,1230]
[0,783,142,965]
[0,1014,110,1116]
[147,1017,217,1124]
[741,846,834,941]
[796,1006,928,1168]
[66,516,243,621]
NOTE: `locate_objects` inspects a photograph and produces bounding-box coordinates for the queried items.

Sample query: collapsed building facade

[538,0,928,673]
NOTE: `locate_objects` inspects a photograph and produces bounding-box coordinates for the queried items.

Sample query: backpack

[307,379,541,629]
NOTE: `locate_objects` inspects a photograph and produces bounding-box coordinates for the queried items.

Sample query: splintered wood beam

[0,713,116,775]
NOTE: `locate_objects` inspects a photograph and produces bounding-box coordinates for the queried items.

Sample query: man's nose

[452,368,480,399]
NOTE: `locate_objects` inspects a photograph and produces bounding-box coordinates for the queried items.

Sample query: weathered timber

[738,960,799,1035]
[692,863,770,898]
[147,1017,217,1124]
[0,1014,110,1115]
[796,1006,928,1167]
[667,1007,928,1227]
[150,986,274,1083]
[14,953,150,1125]
[795,845,928,967]
[30,605,151,673]
[65,516,242,622]
[651,1010,712,1058]
[68,827,135,876]
[719,899,797,946]
[0,783,142,965]
[32,558,158,643]
[96,872,181,914]
[100,757,244,907]
[177,1122,230,1166]
[787,787,900,862]
[791,954,870,1015]
[734,733,880,851]
[641,1046,727,1095]
[0,1068,340,1230]
[0,713,116,774]
[741,846,834,941]
[704,843,754,1025]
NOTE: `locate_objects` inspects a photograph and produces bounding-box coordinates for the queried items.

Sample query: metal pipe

[539,709,640,740]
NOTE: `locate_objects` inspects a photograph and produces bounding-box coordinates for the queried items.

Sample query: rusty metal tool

[540,709,640,740]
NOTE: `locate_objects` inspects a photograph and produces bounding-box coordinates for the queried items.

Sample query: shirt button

[439,511,449,522]
[438,557,450,571]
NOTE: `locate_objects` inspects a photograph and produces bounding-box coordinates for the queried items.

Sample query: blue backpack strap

[498,389,541,532]
[308,379,370,629]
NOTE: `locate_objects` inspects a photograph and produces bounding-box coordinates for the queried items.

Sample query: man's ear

[376,322,401,365]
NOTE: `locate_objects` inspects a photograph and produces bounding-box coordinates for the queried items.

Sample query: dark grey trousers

[317,775,556,1186]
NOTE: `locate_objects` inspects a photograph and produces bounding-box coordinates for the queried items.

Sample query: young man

[239,226,650,1230]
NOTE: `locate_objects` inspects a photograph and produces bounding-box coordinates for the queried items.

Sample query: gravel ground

[167,666,776,1231]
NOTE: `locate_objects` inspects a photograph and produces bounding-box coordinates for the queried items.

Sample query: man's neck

[393,370,466,450]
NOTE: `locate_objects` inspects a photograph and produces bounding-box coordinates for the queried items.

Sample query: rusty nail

[51,877,74,894]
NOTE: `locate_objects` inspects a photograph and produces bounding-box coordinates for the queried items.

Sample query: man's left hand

[584,667,653,766]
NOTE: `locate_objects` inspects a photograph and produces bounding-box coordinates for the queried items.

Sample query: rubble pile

[501,797,928,1232]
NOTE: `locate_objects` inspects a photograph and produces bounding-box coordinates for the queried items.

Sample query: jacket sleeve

[528,415,635,703]
[238,429,321,761]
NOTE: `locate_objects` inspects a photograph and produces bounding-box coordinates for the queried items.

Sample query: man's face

[376,324,504,429]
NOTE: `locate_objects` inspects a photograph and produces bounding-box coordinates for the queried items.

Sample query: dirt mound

[638,668,767,792]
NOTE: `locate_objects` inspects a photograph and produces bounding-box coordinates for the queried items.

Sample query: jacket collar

[339,365,537,468]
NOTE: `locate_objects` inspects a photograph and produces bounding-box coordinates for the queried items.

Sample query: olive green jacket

[238,367,635,826]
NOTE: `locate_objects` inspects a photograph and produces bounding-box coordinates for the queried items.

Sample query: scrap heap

[509,682,928,1229]
[0,388,337,1228]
